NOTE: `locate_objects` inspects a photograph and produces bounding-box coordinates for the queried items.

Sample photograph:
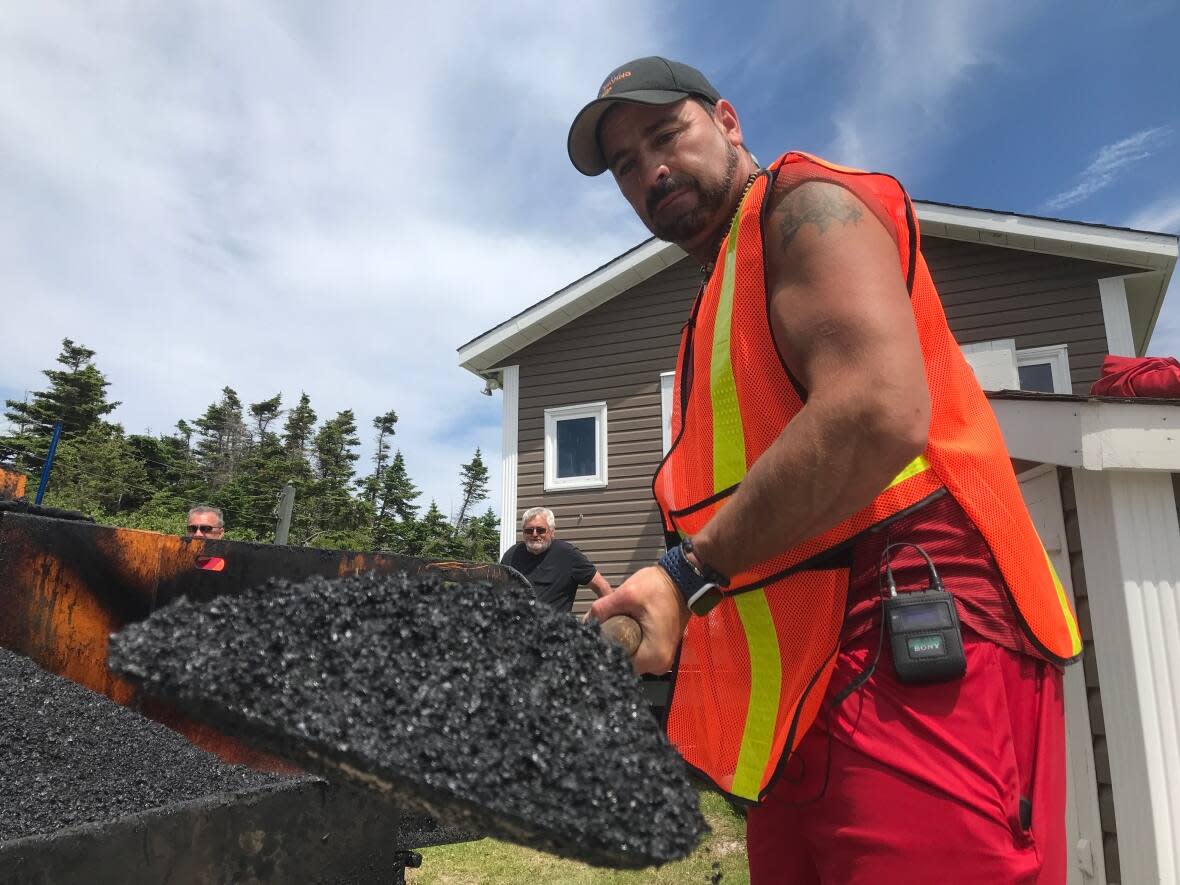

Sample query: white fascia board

[498,365,519,558]
[915,203,1178,269]
[1127,262,1177,355]
[991,397,1180,470]
[457,239,684,376]
[459,203,1177,379]
[1098,276,1136,357]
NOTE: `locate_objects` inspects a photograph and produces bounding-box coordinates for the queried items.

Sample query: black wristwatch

[657,538,729,616]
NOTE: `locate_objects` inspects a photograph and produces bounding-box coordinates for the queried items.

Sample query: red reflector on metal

[195,556,226,572]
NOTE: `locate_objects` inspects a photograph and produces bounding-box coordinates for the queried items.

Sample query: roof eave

[457,237,684,376]
[458,202,1179,377]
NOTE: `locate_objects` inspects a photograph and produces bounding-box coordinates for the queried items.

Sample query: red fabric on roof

[1090,354,1180,398]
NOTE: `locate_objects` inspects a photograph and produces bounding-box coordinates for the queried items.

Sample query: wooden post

[275,484,295,546]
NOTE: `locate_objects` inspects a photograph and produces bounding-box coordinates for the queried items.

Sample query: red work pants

[746,629,1066,884]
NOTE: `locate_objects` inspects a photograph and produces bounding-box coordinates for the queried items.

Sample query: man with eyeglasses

[500,506,612,612]
[185,504,225,540]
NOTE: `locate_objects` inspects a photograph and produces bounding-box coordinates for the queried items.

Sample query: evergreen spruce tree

[1,338,119,471]
[364,410,399,505]
[382,451,421,522]
[174,419,194,449]
[192,387,248,490]
[282,392,317,461]
[117,424,205,534]
[217,394,290,541]
[314,409,360,487]
[465,506,502,563]
[415,499,456,558]
[1,341,503,559]
[373,449,420,550]
[303,409,368,548]
[454,448,489,529]
[41,423,147,517]
[248,394,284,441]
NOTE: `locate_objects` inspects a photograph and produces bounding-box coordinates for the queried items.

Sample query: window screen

[1018,362,1056,393]
[555,416,596,478]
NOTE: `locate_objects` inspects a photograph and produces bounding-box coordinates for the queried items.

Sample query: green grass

[407,789,749,885]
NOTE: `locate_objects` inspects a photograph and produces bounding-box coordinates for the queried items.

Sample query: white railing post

[1073,468,1180,884]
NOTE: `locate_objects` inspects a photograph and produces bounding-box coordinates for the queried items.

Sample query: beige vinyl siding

[924,237,1138,394]
[509,259,700,608]
[498,236,1138,611]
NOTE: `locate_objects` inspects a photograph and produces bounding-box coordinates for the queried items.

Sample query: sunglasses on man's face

[187,524,221,534]
[523,527,549,536]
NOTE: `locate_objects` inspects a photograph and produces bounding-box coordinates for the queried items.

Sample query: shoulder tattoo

[775,182,863,251]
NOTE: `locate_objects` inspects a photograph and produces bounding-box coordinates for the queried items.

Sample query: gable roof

[458,201,1178,378]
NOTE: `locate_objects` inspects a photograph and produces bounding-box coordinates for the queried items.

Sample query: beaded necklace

[700,168,762,279]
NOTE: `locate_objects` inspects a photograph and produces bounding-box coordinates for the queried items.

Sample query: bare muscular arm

[592,180,930,673]
[689,180,931,577]
[587,570,613,598]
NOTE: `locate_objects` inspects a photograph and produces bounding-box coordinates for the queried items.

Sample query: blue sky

[1,2,1177,518]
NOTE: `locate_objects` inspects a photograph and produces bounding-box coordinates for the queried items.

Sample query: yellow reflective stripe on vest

[731,589,782,800]
[710,190,756,494]
[1044,548,1083,656]
[888,454,930,489]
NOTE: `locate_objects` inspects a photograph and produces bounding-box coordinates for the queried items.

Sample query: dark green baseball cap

[567,56,721,176]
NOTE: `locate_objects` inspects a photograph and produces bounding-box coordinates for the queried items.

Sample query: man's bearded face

[643,141,738,243]
[523,520,552,554]
[599,99,741,251]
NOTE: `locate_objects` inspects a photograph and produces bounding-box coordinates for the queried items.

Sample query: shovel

[107,571,704,869]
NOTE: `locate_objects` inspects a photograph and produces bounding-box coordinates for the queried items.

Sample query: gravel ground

[109,572,707,868]
[0,647,285,843]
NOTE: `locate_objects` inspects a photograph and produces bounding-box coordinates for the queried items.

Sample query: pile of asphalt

[0,499,93,522]
[109,572,707,868]
[0,647,285,843]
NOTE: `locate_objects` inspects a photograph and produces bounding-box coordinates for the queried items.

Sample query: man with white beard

[500,507,613,612]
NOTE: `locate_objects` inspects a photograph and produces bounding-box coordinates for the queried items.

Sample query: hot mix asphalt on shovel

[107,571,707,868]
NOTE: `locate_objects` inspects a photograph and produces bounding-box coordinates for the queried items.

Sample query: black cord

[881,541,943,596]
[767,540,939,808]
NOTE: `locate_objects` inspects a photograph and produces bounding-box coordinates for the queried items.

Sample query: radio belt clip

[882,542,967,685]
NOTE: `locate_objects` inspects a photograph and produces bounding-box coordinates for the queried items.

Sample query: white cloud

[820,0,1031,174]
[1046,127,1172,212]
[0,1,653,518]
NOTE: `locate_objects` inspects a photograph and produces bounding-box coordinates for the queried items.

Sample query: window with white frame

[1016,344,1071,394]
[544,402,608,490]
[660,372,675,454]
[960,339,1072,395]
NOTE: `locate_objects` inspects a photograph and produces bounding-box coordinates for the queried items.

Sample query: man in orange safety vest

[573,57,1077,884]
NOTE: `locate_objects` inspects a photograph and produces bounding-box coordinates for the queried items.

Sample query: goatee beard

[645,142,739,244]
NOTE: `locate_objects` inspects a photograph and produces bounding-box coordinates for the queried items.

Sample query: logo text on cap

[599,70,631,98]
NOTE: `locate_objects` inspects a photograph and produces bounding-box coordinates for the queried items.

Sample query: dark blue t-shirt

[500,538,597,612]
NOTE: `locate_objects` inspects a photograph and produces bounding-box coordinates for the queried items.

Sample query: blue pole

[34,421,63,506]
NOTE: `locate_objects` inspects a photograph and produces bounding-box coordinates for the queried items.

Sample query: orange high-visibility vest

[652,151,1081,803]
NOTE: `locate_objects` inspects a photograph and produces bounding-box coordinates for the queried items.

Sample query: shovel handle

[600,614,642,658]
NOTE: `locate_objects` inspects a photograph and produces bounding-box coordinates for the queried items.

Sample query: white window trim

[960,339,1019,390]
[1016,344,1071,395]
[660,372,675,455]
[498,366,519,557]
[544,402,608,491]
